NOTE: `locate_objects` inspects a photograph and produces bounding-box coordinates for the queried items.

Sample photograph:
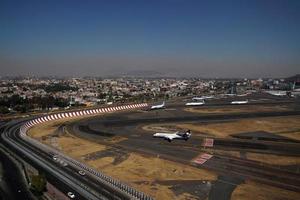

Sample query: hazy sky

[1,0,299,78]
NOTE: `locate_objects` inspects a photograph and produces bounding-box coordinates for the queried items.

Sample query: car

[67,192,75,199]
[53,155,58,161]
[62,162,68,167]
[78,170,86,176]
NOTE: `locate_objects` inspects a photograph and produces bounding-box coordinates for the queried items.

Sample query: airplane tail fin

[184,130,191,139]
[292,82,296,91]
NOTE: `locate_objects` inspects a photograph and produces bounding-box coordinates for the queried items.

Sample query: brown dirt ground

[87,153,216,200]
[28,120,62,138]
[57,135,107,158]
[231,180,300,200]
[28,116,87,138]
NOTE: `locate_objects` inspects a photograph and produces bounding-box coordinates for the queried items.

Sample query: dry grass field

[27,111,300,200]
[231,180,300,200]
[175,116,300,140]
[185,105,291,114]
[88,153,216,199]
[27,117,217,200]
[246,153,300,166]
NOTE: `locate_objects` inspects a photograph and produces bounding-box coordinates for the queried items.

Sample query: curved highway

[1,103,153,200]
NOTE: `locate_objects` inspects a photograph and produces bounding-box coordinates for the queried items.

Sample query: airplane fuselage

[150,102,165,110]
[185,102,205,106]
[231,100,248,104]
[153,130,191,142]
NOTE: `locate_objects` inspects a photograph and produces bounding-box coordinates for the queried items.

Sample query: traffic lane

[11,124,131,200]
[3,125,99,200]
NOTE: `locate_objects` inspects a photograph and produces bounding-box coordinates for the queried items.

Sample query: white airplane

[225,93,237,96]
[185,102,205,106]
[192,96,214,101]
[231,100,248,104]
[237,93,250,97]
[150,101,165,110]
[292,82,300,92]
[153,130,191,142]
[265,90,287,96]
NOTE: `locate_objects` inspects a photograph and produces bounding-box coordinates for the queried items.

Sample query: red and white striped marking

[192,153,213,165]
[22,103,148,132]
[202,138,214,147]
[193,158,208,165]
[199,153,213,160]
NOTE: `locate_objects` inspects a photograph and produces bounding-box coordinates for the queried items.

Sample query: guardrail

[19,103,154,200]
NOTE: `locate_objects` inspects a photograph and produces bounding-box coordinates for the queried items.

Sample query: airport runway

[68,99,300,198]
[2,94,299,200]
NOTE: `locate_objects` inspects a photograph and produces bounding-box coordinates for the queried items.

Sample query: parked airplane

[265,90,287,96]
[153,130,191,142]
[192,96,214,101]
[185,102,205,106]
[225,93,237,96]
[231,100,248,104]
[150,101,165,110]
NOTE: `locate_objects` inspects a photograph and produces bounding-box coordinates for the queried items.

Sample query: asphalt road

[1,120,136,200]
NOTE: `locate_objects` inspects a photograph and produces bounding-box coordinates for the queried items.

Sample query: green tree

[30,173,47,196]
[0,106,9,114]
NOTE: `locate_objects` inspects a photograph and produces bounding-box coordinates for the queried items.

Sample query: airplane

[185,101,205,106]
[224,93,237,96]
[153,130,191,142]
[231,100,248,104]
[150,101,165,110]
[192,96,214,101]
[265,90,287,96]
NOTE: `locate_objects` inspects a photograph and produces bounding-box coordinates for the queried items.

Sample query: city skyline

[1,0,299,78]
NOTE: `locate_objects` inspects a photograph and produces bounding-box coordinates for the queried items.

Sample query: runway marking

[202,138,214,147]
[200,153,213,160]
[192,153,213,165]
[193,158,207,165]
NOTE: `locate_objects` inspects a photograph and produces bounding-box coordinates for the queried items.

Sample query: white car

[67,192,75,199]
[78,170,86,176]
[53,155,58,161]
